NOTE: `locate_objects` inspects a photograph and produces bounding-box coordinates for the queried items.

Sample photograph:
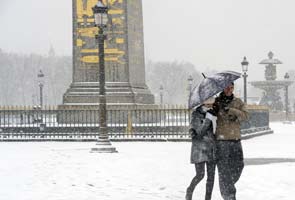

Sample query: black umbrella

[188,71,241,109]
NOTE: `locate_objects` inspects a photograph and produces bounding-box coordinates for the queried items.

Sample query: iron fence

[0,105,272,141]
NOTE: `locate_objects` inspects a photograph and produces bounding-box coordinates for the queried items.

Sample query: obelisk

[62,0,154,106]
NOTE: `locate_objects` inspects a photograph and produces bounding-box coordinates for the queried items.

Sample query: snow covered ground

[0,122,295,200]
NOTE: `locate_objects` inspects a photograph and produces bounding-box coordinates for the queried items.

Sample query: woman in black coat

[186,104,216,200]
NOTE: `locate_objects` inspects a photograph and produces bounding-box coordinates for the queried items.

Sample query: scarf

[218,91,234,106]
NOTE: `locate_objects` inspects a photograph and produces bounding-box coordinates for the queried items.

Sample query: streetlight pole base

[90,139,118,153]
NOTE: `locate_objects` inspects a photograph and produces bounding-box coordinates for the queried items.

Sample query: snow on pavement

[0,122,294,200]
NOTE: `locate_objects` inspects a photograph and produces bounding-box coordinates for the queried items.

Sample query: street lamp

[187,75,193,94]
[159,85,164,104]
[187,75,193,106]
[241,57,249,104]
[284,72,290,121]
[91,0,117,153]
[37,70,44,108]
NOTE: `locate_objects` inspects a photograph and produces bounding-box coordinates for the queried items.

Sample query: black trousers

[216,140,244,200]
[187,161,216,200]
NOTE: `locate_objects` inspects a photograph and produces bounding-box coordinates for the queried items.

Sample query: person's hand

[212,101,220,114]
[207,109,217,116]
[213,100,229,113]
[189,128,197,138]
[228,114,237,121]
[205,112,215,121]
[189,128,202,140]
[221,104,230,112]
[218,101,229,112]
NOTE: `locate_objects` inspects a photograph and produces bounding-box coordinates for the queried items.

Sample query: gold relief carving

[106,57,119,62]
[105,48,124,55]
[81,56,98,63]
[76,0,126,65]
[76,0,97,18]
[76,0,124,18]
[77,27,98,38]
[81,49,98,53]
[76,39,84,47]
[80,48,124,55]
[87,18,95,23]
[116,38,124,44]
[80,56,119,63]
[112,17,124,26]
[105,31,125,35]
[108,10,124,15]
[108,0,123,5]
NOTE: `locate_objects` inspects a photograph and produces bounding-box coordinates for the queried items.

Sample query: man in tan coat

[213,82,249,200]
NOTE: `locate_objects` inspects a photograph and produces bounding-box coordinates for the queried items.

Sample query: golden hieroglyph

[75,0,126,64]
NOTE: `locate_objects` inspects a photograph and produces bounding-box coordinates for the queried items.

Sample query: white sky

[0,0,295,81]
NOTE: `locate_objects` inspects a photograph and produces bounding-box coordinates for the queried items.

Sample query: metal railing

[0,105,272,141]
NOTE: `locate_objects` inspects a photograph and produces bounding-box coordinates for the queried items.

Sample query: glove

[205,112,215,121]
[189,128,202,140]
[228,114,237,121]
[207,109,217,116]
[222,104,230,112]
[189,128,197,138]
[212,101,220,114]
[218,101,229,112]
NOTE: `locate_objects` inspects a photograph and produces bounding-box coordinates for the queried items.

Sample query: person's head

[202,97,215,108]
[223,82,234,96]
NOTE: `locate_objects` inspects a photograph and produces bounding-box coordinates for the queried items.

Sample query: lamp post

[187,75,193,95]
[187,75,193,106]
[284,72,290,121]
[37,70,44,108]
[91,0,117,153]
[159,85,164,104]
[241,57,249,104]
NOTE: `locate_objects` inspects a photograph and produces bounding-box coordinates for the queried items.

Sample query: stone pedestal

[63,82,154,105]
[57,104,160,124]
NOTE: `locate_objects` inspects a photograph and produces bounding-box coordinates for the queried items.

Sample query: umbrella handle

[202,73,206,78]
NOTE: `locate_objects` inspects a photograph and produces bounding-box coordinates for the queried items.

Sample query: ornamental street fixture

[187,75,193,92]
[284,72,290,120]
[187,75,194,106]
[241,57,249,104]
[159,85,164,104]
[250,52,293,111]
[91,0,117,153]
[37,70,45,108]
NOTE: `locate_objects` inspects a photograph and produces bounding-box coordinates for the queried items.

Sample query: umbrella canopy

[188,71,241,109]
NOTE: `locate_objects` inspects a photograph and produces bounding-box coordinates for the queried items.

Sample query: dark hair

[231,82,234,85]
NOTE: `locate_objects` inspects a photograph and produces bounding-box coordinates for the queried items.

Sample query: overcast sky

[0,0,295,82]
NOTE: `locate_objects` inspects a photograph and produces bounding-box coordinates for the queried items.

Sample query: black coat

[190,107,216,163]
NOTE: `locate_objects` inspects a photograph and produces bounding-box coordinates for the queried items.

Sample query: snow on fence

[0,105,273,141]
